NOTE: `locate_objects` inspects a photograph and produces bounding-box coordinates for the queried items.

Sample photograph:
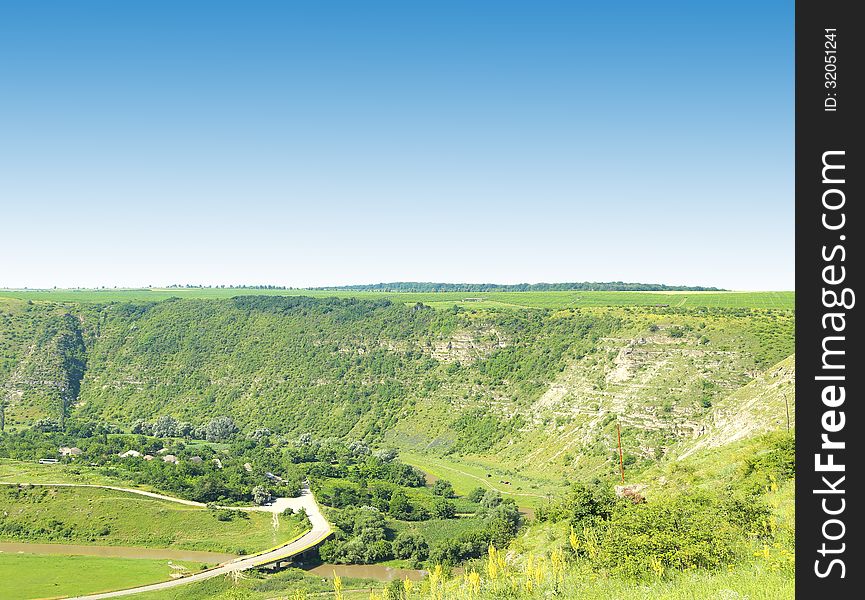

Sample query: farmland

[0,287,794,310]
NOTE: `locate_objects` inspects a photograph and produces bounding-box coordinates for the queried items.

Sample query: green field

[399,451,561,510]
[0,553,180,600]
[0,288,794,310]
[0,485,305,555]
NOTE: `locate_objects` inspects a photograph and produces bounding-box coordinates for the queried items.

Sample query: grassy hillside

[0,485,307,554]
[3,296,626,433]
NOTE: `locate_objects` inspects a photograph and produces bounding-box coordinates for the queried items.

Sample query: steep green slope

[389,308,793,481]
[2,297,621,435]
[0,295,793,484]
[1,301,86,429]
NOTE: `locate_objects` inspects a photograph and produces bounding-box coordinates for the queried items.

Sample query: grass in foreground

[0,553,182,600]
[111,561,792,600]
[128,568,385,600]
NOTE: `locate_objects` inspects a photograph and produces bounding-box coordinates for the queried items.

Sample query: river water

[0,541,236,563]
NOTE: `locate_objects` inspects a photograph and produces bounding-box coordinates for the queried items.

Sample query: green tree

[252,485,272,506]
[432,479,455,498]
[152,415,179,438]
[206,416,239,442]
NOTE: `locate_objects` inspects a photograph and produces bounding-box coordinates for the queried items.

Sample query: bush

[252,485,272,506]
[480,489,502,509]
[739,433,795,491]
[579,492,741,580]
[536,482,615,528]
[485,500,522,546]
[323,506,393,564]
[431,497,457,519]
[205,416,239,442]
[392,532,429,561]
[467,487,486,503]
[432,479,455,498]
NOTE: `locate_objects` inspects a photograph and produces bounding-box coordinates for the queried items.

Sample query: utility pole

[783,390,790,433]
[616,422,625,484]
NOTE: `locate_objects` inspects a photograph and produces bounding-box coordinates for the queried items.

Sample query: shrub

[431,497,457,519]
[392,532,429,561]
[581,492,740,580]
[432,479,455,498]
[252,485,272,506]
[467,487,486,503]
[537,482,615,528]
[480,489,502,509]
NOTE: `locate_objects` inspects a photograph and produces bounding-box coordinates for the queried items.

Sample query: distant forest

[314,282,726,292]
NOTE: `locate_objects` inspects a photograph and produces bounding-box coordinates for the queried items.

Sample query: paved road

[0,482,332,599]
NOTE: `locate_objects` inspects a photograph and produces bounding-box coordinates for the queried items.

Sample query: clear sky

[0,1,793,290]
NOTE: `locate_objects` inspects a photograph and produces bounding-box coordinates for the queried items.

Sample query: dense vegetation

[0,427,304,504]
[92,433,795,600]
[1,296,625,438]
[318,489,522,567]
[0,423,458,512]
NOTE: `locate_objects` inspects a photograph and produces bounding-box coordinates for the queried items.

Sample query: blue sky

[0,1,793,290]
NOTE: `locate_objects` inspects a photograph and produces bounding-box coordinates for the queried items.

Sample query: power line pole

[617,422,625,484]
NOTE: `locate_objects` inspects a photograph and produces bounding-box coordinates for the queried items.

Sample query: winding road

[0,481,332,599]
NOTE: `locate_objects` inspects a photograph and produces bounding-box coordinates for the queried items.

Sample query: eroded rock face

[430,328,507,363]
[615,484,647,503]
[677,355,795,459]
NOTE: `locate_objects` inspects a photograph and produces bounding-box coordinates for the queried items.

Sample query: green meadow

[398,451,560,510]
[0,553,178,600]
